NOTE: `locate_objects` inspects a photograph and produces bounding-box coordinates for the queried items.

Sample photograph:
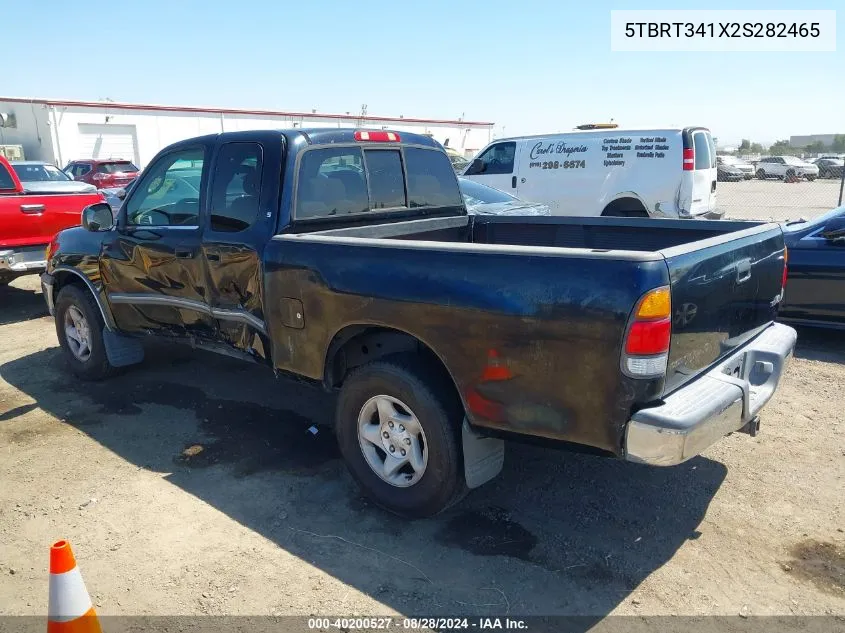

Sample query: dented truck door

[200,136,282,361]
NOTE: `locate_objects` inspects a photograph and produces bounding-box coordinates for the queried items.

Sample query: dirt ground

[1,275,844,620]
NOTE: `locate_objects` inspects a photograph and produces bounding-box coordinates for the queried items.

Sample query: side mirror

[821,217,845,243]
[81,203,115,232]
[465,158,485,175]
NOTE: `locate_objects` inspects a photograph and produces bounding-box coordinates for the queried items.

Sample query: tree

[831,135,845,153]
[750,142,765,154]
[804,140,826,155]
[738,139,752,153]
[769,140,797,155]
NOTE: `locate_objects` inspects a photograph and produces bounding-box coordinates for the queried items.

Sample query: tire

[807,175,817,182]
[335,354,467,518]
[55,284,115,381]
[756,169,766,180]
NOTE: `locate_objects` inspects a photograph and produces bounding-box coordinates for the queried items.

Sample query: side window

[467,142,516,175]
[404,147,463,208]
[296,147,369,219]
[209,142,264,233]
[364,149,406,209]
[124,147,205,227]
[693,133,710,170]
[0,162,15,189]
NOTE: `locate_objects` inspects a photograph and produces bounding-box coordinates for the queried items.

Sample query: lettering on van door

[601,135,671,166]
[528,141,588,169]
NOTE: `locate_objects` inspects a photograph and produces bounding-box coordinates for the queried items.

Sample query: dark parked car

[41,128,795,517]
[813,157,844,180]
[458,177,549,215]
[64,159,140,189]
[779,207,845,329]
[716,155,754,181]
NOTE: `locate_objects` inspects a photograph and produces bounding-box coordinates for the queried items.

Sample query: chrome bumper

[0,248,47,273]
[625,323,797,466]
[40,272,55,316]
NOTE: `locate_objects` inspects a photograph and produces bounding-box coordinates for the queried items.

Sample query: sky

[4,0,842,147]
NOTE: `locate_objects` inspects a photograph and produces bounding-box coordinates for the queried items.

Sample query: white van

[462,127,719,219]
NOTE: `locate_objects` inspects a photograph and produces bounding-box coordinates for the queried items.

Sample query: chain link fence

[716,157,845,222]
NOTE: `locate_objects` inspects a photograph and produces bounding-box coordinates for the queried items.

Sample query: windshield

[97,162,139,174]
[719,156,744,165]
[12,163,71,182]
[458,178,519,205]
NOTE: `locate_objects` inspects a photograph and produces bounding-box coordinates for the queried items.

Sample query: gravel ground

[718,178,843,222]
[1,274,844,620]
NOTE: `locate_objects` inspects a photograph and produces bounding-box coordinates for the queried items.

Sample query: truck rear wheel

[55,284,115,381]
[335,355,466,517]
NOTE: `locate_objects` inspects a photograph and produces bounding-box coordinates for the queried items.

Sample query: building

[0,97,494,168]
[789,133,844,148]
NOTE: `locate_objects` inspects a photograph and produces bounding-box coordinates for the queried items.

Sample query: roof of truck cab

[160,129,445,153]
[293,128,442,148]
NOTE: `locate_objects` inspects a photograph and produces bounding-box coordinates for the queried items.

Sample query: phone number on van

[529,160,586,170]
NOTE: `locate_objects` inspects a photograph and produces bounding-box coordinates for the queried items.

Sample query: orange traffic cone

[47,540,102,633]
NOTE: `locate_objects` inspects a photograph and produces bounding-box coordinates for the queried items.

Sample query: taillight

[354,130,400,142]
[781,246,788,290]
[683,148,694,171]
[92,173,108,181]
[623,286,671,378]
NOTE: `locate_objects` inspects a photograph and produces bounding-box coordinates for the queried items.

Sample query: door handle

[736,259,752,284]
[175,248,194,259]
[20,204,45,214]
[511,176,517,188]
[206,253,220,262]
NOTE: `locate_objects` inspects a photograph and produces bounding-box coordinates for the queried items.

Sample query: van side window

[469,142,516,175]
[693,133,710,170]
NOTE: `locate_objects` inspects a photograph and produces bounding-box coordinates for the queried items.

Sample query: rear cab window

[295,143,462,220]
[97,161,139,173]
[0,162,17,189]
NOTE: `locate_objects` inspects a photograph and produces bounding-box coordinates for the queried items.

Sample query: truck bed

[269,215,785,454]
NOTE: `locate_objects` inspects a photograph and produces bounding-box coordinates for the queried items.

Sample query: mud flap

[462,419,504,489]
[103,329,144,368]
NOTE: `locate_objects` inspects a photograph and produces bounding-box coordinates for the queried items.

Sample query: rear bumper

[0,247,47,275]
[625,322,797,466]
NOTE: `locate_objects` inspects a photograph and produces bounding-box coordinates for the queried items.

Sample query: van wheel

[55,285,115,381]
[756,169,766,179]
[335,354,467,518]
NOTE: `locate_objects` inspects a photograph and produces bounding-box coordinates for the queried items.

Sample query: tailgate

[0,192,102,248]
[660,223,786,394]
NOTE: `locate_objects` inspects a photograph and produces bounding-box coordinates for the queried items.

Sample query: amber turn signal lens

[636,287,671,320]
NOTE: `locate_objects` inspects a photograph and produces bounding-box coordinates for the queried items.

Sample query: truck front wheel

[55,284,115,381]
[335,355,466,517]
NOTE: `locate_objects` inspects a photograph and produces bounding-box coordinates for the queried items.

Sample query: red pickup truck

[1,156,104,286]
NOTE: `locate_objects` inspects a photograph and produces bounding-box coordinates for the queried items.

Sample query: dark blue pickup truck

[40,129,796,517]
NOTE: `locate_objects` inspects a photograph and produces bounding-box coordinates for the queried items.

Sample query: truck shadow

[792,326,845,365]
[2,343,727,620]
[0,282,48,326]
